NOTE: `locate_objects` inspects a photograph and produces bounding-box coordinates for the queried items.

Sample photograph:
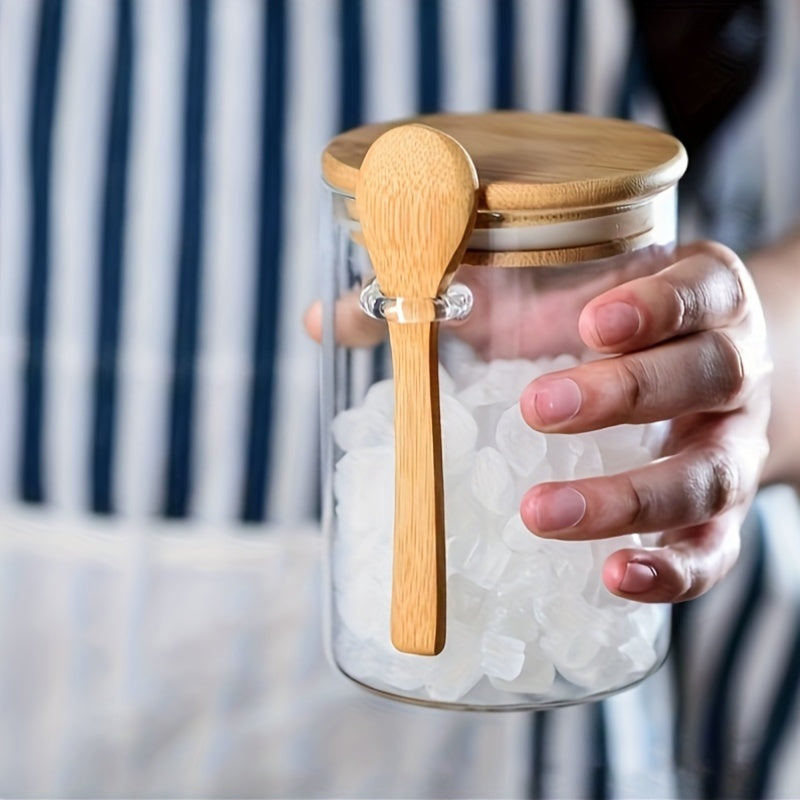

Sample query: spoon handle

[389,319,446,656]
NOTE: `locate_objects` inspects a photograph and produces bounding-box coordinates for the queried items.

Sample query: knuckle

[675,522,741,603]
[616,357,651,416]
[718,251,747,309]
[669,242,749,334]
[669,280,700,334]
[699,447,741,516]
[673,569,708,603]
[708,246,748,318]
[670,566,698,603]
[717,525,743,577]
[704,329,746,405]
[621,473,648,528]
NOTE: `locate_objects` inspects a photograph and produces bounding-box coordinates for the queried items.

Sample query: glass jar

[320,112,687,710]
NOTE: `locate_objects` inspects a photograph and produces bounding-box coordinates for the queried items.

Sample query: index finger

[578,242,751,353]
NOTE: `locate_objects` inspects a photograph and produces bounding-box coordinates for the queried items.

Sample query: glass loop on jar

[359,278,474,324]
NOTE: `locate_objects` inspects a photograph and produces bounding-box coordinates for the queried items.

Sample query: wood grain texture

[355,124,478,655]
[324,111,687,213]
[388,322,446,656]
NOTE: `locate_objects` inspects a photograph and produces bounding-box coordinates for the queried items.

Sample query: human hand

[518,241,772,603]
[305,241,772,605]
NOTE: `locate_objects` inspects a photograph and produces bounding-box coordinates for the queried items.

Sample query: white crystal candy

[438,364,457,397]
[495,555,554,605]
[447,520,511,590]
[333,447,393,533]
[573,435,604,479]
[501,514,540,554]
[479,591,539,641]
[539,538,594,592]
[459,358,540,408]
[334,625,435,691]
[555,646,637,693]
[628,601,668,644]
[447,573,485,622]
[440,394,479,471]
[545,434,583,481]
[444,483,500,576]
[480,631,526,681]
[489,644,556,695]
[331,356,668,704]
[535,593,611,671]
[619,635,658,674]
[535,591,608,636]
[470,447,515,515]
[363,378,395,415]
[495,403,547,476]
[424,620,484,703]
[592,423,659,474]
[641,419,669,454]
[332,406,393,451]
[334,569,389,642]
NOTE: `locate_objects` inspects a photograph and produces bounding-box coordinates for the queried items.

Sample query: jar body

[321,184,677,710]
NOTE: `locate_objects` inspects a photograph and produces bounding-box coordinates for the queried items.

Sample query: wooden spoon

[355,124,479,655]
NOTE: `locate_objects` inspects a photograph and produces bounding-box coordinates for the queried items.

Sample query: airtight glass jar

[320,112,687,710]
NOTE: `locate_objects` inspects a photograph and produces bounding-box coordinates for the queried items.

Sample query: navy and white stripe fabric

[1,0,326,523]
[1,0,653,525]
[1,1,800,798]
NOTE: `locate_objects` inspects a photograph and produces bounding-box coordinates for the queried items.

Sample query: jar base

[334,647,670,712]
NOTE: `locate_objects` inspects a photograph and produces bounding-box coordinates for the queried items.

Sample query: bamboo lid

[323,111,687,212]
[323,112,687,266]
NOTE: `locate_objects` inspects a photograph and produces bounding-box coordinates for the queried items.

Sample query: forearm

[748,229,800,490]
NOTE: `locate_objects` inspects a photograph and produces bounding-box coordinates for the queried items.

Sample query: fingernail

[595,301,640,346]
[533,378,582,424]
[533,487,586,531]
[619,562,657,593]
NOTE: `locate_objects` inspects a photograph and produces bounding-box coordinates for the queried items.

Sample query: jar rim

[330,183,677,267]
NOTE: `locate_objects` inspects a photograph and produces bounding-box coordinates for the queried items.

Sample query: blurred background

[1,0,799,797]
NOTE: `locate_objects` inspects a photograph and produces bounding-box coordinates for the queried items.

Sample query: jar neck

[330,184,678,268]
[470,188,676,250]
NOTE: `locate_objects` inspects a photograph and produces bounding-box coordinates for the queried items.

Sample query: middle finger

[520,327,745,431]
